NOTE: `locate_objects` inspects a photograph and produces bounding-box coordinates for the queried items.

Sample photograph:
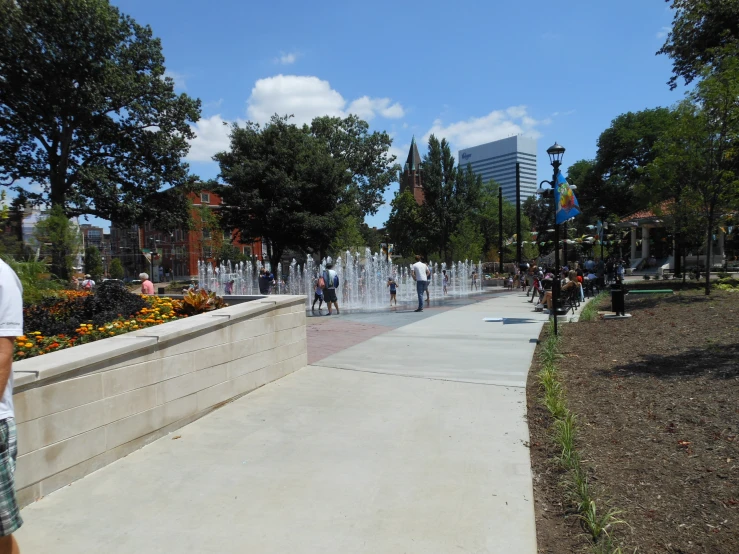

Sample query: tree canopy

[215,116,350,269]
[0,0,201,229]
[309,115,398,217]
[658,0,739,89]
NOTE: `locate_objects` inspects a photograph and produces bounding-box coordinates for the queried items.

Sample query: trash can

[158,287,165,295]
[610,284,625,316]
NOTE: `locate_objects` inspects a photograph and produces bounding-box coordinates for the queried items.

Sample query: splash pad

[197,249,483,311]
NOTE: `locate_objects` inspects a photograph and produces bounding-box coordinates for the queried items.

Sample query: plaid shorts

[0,418,22,536]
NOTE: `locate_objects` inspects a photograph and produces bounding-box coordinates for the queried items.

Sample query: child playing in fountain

[387,276,397,306]
[312,275,324,312]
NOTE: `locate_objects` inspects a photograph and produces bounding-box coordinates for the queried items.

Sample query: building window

[200,192,210,204]
[202,228,211,239]
[242,246,252,256]
[203,247,212,258]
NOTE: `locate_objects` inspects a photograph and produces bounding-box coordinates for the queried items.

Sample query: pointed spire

[406,135,422,171]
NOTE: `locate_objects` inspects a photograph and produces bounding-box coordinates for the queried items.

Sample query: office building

[458,136,537,204]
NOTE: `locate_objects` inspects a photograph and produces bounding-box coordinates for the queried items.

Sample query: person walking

[0,259,25,553]
[411,255,429,312]
[322,262,340,315]
[81,274,95,291]
[258,268,274,295]
[442,270,449,295]
[312,274,324,312]
[471,270,478,290]
[387,276,397,306]
[139,273,154,295]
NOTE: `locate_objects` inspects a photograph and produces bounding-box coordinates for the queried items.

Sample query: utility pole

[516,162,522,269]
[498,186,504,274]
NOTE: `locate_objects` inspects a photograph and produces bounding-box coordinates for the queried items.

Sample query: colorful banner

[554,171,581,224]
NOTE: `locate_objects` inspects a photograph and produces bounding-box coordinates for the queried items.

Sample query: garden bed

[14,283,224,361]
[528,289,739,553]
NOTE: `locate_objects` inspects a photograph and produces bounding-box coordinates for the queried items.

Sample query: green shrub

[2,257,64,304]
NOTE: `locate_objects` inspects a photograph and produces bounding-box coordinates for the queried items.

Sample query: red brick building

[110,190,262,281]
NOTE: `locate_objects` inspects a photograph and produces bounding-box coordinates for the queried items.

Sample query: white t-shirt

[0,260,23,421]
[411,262,428,282]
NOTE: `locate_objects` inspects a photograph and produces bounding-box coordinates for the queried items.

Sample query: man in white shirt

[0,259,24,552]
[410,255,430,312]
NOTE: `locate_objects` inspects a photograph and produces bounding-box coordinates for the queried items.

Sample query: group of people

[311,256,481,315]
[506,256,628,313]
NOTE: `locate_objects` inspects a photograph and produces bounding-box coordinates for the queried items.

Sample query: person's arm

[0,338,13,399]
[0,267,22,398]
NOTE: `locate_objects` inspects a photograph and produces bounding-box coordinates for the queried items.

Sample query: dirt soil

[527,290,739,553]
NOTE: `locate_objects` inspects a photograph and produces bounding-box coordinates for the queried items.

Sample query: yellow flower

[24,343,33,348]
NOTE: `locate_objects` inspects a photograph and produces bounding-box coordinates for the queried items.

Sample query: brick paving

[307,317,390,364]
[305,289,512,364]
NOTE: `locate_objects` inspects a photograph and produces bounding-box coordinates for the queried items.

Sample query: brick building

[110,190,262,281]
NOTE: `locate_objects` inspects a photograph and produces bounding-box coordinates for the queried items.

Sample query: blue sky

[91,0,681,230]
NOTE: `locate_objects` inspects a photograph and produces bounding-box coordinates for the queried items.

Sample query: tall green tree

[329,205,366,254]
[650,53,739,294]
[449,217,484,262]
[215,116,350,269]
[84,246,103,282]
[421,135,458,263]
[108,257,124,280]
[590,108,677,218]
[658,0,739,89]
[310,115,399,217]
[0,0,201,278]
[386,190,426,258]
[32,205,81,279]
[686,55,739,293]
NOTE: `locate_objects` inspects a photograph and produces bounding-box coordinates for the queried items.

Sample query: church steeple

[400,136,425,205]
[406,135,422,172]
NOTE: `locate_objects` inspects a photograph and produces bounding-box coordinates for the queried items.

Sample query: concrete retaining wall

[12,295,307,508]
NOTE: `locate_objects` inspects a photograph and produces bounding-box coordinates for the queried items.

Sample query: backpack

[318,276,326,289]
[83,280,93,291]
[324,270,339,289]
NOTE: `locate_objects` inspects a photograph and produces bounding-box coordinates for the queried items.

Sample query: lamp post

[498,186,504,274]
[149,238,159,282]
[537,142,566,336]
[598,206,607,262]
[383,234,390,264]
[562,184,577,269]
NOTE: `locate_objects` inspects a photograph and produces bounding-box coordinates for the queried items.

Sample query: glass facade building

[458,136,537,204]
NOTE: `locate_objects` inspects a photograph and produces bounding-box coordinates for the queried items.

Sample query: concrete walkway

[17,291,547,554]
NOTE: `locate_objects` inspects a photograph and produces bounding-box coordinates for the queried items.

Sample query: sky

[85,0,682,231]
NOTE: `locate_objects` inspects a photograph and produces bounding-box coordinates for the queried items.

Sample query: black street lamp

[149,238,159,282]
[537,142,567,336]
[598,206,607,261]
[562,183,577,269]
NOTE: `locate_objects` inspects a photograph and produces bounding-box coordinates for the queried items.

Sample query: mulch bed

[527,290,739,553]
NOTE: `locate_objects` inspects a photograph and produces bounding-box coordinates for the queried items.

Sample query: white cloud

[246,75,405,126]
[187,76,405,162]
[389,143,409,167]
[186,115,236,162]
[164,70,187,90]
[656,26,670,39]
[423,105,549,149]
[347,96,405,120]
[275,52,299,65]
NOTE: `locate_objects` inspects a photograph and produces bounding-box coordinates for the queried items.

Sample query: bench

[628,289,673,294]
